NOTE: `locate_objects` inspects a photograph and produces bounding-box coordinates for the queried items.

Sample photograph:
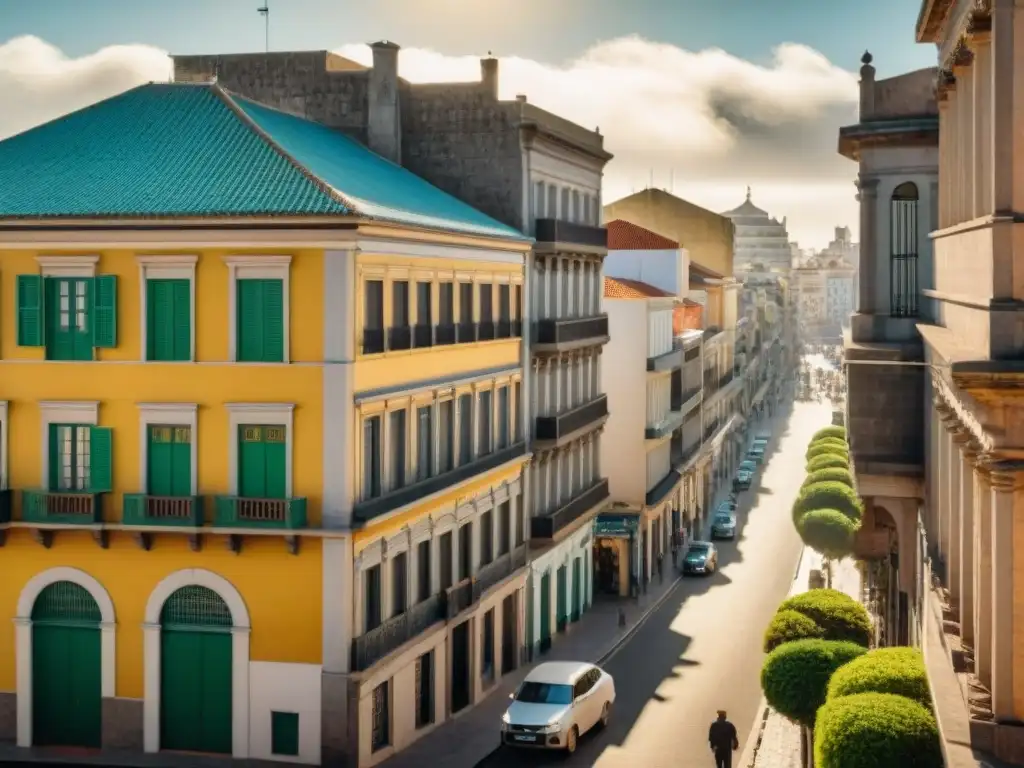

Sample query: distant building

[721,188,793,274]
[791,253,857,340]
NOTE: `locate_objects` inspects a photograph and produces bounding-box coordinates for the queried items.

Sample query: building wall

[604,248,689,297]
[602,301,647,504]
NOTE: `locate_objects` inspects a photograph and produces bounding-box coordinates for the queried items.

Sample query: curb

[597,572,684,664]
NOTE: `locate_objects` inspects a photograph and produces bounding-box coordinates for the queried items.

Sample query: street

[479,401,829,768]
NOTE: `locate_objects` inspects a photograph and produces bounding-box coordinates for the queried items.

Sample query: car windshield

[688,545,709,556]
[516,682,573,705]
[715,514,732,522]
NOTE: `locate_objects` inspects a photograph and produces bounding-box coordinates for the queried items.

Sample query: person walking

[708,709,739,768]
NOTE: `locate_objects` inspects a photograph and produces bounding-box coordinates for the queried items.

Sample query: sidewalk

[383,489,732,768]
[746,549,863,768]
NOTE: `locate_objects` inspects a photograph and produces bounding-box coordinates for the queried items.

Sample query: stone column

[972,30,993,217]
[935,401,953,561]
[958,439,978,644]
[856,176,879,314]
[972,458,993,688]
[938,96,951,228]
[991,0,1015,214]
[988,465,1019,722]
[946,426,966,604]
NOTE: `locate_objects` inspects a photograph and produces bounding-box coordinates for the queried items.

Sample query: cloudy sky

[0,0,935,249]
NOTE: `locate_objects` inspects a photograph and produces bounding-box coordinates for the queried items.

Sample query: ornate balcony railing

[531,479,610,539]
[22,490,102,525]
[445,579,476,620]
[212,496,308,529]
[351,593,446,672]
[123,494,203,526]
[476,546,528,596]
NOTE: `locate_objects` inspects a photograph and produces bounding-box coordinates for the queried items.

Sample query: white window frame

[136,255,198,363]
[137,403,199,495]
[0,400,7,490]
[225,403,295,497]
[223,255,292,363]
[35,255,98,278]
[38,401,99,489]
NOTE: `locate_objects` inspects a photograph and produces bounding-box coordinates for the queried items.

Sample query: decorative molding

[223,255,292,363]
[137,404,199,495]
[35,254,99,278]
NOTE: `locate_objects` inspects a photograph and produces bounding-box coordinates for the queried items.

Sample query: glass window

[416,406,433,482]
[388,410,406,490]
[363,416,382,499]
[478,390,492,456]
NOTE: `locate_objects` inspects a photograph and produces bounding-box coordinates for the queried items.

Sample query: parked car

[747,445,766,465]
[739,459,757,474]
[502,662,615,754]
[711,510,737,540]
[733,468,754,491]
[682,541,718,575]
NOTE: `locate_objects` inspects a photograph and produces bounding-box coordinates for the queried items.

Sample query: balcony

[534,218,608,250]
[672,441,701,469]
[647,346,685,372]
[213,496,308,529]
[535,395,608,447]
[123,494,203,527]
[646,469,682,508]
[645,408,686,440]
[534,315,609,352]
[414,324,433,348]
[445,578,476,619]
[363,328,385,355]
[671,386,702,414]
[353,443,527,524]
[388,326,412,351]
[22,490,102,525]
[530,479,610,540]
[351,592,446,672]
[703,420,721,442]
[477,545,528,596]
[435,323,457,346]
[719,371,735,389]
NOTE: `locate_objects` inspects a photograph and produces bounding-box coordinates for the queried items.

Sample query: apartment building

[0,82,531,767]
[172,42,614,667]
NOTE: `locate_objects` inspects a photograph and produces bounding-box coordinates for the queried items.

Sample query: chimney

[368,40,402,164]
[481,54,498,98]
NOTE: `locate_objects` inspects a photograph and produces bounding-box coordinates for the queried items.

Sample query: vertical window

[390,281,411,350]
[498,501,510,556]
[458,282,475,342]
[50,424,108,492]
[416,406,433,482]
[478,390,493,456]
[513,284,523,336]
[513,381,523,442]
[370,681,389,752]
[363,279,385,354]
[572,190,581,222]
[439,531,454,591]
[458,523,472,581]
[514,499,525,547]
[364,564,382,631]
[458,394,473,465]
[417,539,431,602]
[890,182,919,318]
[236,278,284,362]
[238,425,287,499]
[36,277,106,360]
[147,425,191,496]
[415,282,433,347]
[547,184,557,217]
[363,416,382,500]
[438,282,455,345]
[561,188,570,219]
[147,279,190,361]
[438,400,454,473]
[478,283,494,340]
[480,509,494,565]
[415,652,434,728]
[388,410,406,490]
[392,551,408,616]
[534,180,545,220]
[482,609,495,682]
[497,387,510,450]
[498,284,511,338]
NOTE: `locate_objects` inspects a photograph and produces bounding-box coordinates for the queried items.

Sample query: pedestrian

[708,709,739,768]
[657,551,664,583]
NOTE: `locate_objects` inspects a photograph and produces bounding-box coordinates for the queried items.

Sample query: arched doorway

[159,585,233,754]
[31,581,102,747]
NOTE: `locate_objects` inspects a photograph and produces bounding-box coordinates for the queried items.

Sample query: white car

[501,661,615,753]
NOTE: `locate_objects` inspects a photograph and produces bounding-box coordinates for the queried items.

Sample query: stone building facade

[720,189,794,274]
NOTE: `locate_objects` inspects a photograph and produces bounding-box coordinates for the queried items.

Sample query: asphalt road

[478,400,830,768]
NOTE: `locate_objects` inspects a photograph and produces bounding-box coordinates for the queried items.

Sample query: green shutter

[170,426,192,496]
[92,275,117,348]
[239,425,267,497]
[271,711,300,756]
[262,279,285,362]
[147,279,190,361]
[16,274,45,347]
[172,279,191,360]
[264,425,287,499]
[88,427,113,493]
[48,423,61,491]
[237,279,284,363]
[148,426,172,495]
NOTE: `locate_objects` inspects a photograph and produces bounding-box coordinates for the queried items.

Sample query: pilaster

[959,440,979,644]
[988,463,1020,721]
[855,176,879,316]
[972,457,993,688]
[946,425,967,605]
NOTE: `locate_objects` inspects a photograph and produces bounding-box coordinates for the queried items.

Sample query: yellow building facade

[0,81,531,766]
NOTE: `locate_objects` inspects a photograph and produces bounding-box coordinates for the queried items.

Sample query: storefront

[526,521,594,658]
[593,512,641,598]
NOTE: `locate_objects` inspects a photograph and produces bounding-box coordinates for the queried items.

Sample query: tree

[797,509,858,561]
[761,639,867,727]
[812,426,846,442]
[778,589,872,648]
[814,692,943,768]
[792,482,862,525]
[806,438,849,461]
[803,467,855,489]
[807,453,850,473]
[763,609,825,652]
[826,647,931,707]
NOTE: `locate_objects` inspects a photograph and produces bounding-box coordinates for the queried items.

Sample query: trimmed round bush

[813,426,847,442]
[826,647,931,707]
[792,481,862,525]
[806,438,849,461]
[814,692,943,768]
[803,467,855,489]
[761,639,866,726]
[763,609,825,652]
[779,589,872,648]
[807,453,850,473]
[797,508,858,560]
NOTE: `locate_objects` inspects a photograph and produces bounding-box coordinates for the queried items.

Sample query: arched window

[890,182,919,317]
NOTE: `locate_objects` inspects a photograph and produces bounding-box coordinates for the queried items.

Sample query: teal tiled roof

[0,83,526,241]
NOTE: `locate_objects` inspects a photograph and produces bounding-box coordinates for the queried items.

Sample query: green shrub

[814,692,943,768]
[761,639,866,726]
[797,508,858,560]
[812,426,847,442]
[806,438,849,461]
[792,481,862,524]
[779,589,872,648]
[826,647,931,707]
[763,609,825,652]
[802,467,855,490]
[807,453,850,473]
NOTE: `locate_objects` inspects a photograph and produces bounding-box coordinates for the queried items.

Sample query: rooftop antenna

[257,1,270,52]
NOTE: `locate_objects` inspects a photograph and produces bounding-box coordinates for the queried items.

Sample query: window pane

[389,410,406,489]
[458,394,473,465]
[392,281,409,326]
[439,283,454,324]
[365,280,384,329]
[438,400,454,473]
[478,391,492,455]
[416,282,431,325]
[417,406,433,481]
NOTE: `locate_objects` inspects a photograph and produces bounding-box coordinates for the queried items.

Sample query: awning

[595,512,640,538]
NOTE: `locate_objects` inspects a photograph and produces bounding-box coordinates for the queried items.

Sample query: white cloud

[0,34,860,248]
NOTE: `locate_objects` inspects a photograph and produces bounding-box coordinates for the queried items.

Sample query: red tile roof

[606,219,679,251]
[603,277,675,299]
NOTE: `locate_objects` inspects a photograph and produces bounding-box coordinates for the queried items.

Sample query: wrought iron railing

[212,496,307,529]
[123,494,203,526]
[351,592,446,671]
[890,254,919,317]
[445,579,476,619]
[476,546,528,596]
[534,315,609,346]
[22,490,102,524]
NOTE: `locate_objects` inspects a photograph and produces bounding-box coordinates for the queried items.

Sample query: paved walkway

[747,549,863,768]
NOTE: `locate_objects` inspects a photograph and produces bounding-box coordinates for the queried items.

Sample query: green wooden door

[538,573,551,652]
[31,581,102,747]
[147,279,191,361]
[148,425,192,496]
[571,558,582,622]
[160,586,233,754]
[556,566,567,631]
[45,277,93,361]
[238,425,286,499]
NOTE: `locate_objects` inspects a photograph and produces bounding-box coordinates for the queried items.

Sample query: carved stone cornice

[988,463,1024,493]
[951,427,972,445]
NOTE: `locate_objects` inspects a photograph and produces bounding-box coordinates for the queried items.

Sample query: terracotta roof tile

[606,219,679,251]
[604,276,675,299]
